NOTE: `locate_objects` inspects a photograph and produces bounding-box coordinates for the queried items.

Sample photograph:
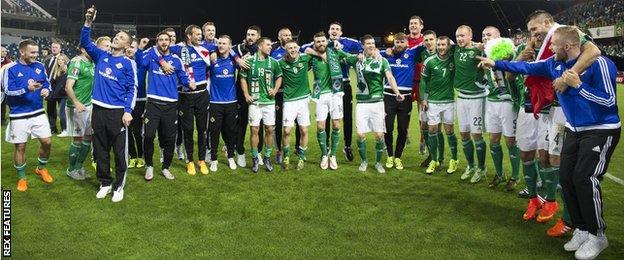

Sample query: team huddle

[1,6,620,260]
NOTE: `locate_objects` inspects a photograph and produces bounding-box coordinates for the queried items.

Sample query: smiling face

[363,38,376,55]
[125,40,138,58]
[285,41,299,59]
[409,18,424,35]
[188,27,202,46]
[166,31,177,45]
[527,18,552,42]
[437,38,450,56]
[455,27,472,47]
[203,25,216,41]
[97,39,111,52]
[423,33,436,52]
[481,27,500,45]
[20,44,39,64]
[157,33,171,53]
[111,31,131,51]
[246,29,260,45]
[217,37,231,55]
[313,35,328,53]
[278,29,292,46]
[257,39,272,56]
[328,24,342,40]
[393,38,408,53]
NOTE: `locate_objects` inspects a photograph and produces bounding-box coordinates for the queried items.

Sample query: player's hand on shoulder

[476,56,494,69]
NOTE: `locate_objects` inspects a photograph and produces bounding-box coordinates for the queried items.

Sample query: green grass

[2,84,624,258]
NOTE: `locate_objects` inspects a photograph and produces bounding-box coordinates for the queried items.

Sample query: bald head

[455,25,473,47]
[482,26,501,44]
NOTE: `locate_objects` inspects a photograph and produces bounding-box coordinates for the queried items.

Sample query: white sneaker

[358,161,368,172]
[565,229,590,252]
[57,130,68,137]
[320,155,329,170]
[79,168,91,179]
[96,185,112,199]
[111,188,124,202]
[237,153,246,167]
[575,233,608,260]
[145,166,154,181]
[161,169,175,180]
[228,158,237,170]
[258,156,264,165]
[374,162,386,174]
[329,155,338,170]
[210,160,218,172]
[66,169,85,180]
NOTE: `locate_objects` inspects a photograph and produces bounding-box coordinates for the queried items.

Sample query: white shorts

[516,109,550,152]
[5,113,52,143]
[283,98,311,127]
[485,101,518,137]
[315,92,344,121]
[457,97,485,134]
[248,104,276,127]
[65,105,93,137]
[427,102,455,126]
[355,102,386,134]
[548,106,566,156]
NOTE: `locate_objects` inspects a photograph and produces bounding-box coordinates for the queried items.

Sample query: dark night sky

[40,0,576,42]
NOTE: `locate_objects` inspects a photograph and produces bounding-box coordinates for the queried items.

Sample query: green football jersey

[240,53,283,105]
[421,54,455,103]
[452,44,487,99]
[66,55,95,108]
[343,53,390,103]
[279,54,312,102]
[417,49,436,63]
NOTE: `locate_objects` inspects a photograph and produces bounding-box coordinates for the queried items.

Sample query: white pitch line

[605,173,624,185]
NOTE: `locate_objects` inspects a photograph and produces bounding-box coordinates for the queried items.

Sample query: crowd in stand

[3,37,80,63]
[555,0,624,28]
[1,0,51,18]
[602,39,624,58]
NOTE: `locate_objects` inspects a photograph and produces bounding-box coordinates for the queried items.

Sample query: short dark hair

[410,15,424,25]
[19,39,37,50]
[423,30,437,37]
[248,25,261,36]
[163,27,176,34]
[185,25,201,38]
[360,34,374,43]
[157,31,170,39]
[257,37,271,45]
[526,10,553,24]
[437,36,451,44]
[202,21,215,30]
[329,21,342,29]
[313,31,327,39]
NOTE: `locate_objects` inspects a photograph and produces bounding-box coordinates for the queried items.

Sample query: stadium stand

[555,0,623,28]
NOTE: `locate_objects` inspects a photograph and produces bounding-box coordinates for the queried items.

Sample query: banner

[113,24,137,35]
[588,25,616,39]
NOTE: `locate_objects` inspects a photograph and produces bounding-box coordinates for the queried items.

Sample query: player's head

[328,22,342,40]
[393,33,408,53]
[164,28,177,44]
[526,10,555,42]
[156,31,171,52]
[257,37,272,56]
[246,25,261,45]
[409,15,424,35]
[423,30,437,51]
[125,38,138,59]
[185,25,203,45]
[19,39,39,64]
[455,25,473,47]
[96,36,111,52]
[202,22,216,41]
[482,26,501,44]
[278,27,292,46]
[313,31,328,53]
[50,41,61,55]
[111,31,132,51]
[284,40,300,59]
[436,36,451,56]
[217,35,232,55]
[41,48,49,57]
[361,35,376,54]
[551,26,581,61]
[78,46,91,60]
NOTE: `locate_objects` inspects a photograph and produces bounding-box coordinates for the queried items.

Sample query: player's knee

[505,136,516,147]
[357,133,366,140]
[472,133,483,140]
[40,138,52,147]
[520,151,534,162]
[15,143,26,152]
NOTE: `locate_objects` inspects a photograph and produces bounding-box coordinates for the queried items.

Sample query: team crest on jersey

[449,63,455,69]
[191,53,197,59]
[116,63,123,69]
[223,69,229,75]
[35,68,41,74]
[105,68,112,74]
[210,116,215,122]
[396,59,402,65]
[468,51,475,58]
[403,53,409,59]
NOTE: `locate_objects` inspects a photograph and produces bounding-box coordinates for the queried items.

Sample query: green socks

[523,160,539,197]
[357,139,367,162]
[422,128,429,144]
[437,132,445,161]
[447,133,458,160]
[298,146,307,161]
[462,139,475,168]
[283,145,291,157]
[490,143,503,177]
[428,132,439,162]
[475,139,486,170]
[68,142,81,171]
[15,163,26,179]
[542,167,560,201]
[264,147,273,158]
[251,148,259,159]
[509,145,520,180]
[37,157,48,170]
[375,139,385,164]
[317,131,328,156]
[330,129,340,156]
